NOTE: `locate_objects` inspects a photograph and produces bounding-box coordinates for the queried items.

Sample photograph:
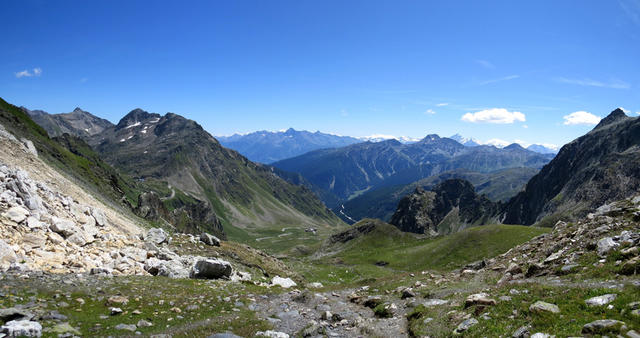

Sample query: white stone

[2,206,29,223]
[585,294,617,307]
[0,320,42,337]
[256,330,289,338]
[271,276,297,288]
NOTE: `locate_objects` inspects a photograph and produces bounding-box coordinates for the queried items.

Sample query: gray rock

[529,301,560,314]
[401,288,416,299]
[2,206,29,223]
[512,325,531,338]
[67,230,94,247]
[256,330,289,338]
[20,139,37,157]
[0,308,33,322]
[423,299,449,307]
[190,259,232,279]
[597,237,619,257]
[585,294,617,307]
[145,228,168,245]
[454,318,479,334]
[200,233,221,246]
[581,319,627,335]
[137,320,152,327]
[91,208,108,227]
[49,217,79,238]
[627,330,640,338]
[207,333,244,338]
[0,240,18,268]
[110,307,123,315]
[0,320,42,337]
[530,334,553,338]
[560,264,579,274]
[115,323,137,332]
[465,293,497,308]
[506,262,523,274]
[464,259,486,271]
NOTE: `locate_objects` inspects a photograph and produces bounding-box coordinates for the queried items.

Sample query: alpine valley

[1,98,640,338]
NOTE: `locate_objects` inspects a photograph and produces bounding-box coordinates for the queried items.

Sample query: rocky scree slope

[504,108,640,226]
[273,134,552,208]
[0,98,138,208]
[0,125,249,280]
[88,109,343,238]
[390,179,500,236]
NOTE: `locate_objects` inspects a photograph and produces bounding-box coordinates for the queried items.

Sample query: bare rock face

[390,179,500,236]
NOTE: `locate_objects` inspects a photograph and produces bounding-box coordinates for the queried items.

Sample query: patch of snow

[119,138,125,142]
[125,121,141,129]
[127,135,133,140]
[149,118,160,123]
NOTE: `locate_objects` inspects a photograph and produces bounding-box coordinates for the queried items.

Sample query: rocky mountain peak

[72,107,85,113]
[390,178,499,236]
[420,134,441,143]
[594,108,629,130]
[116,109,160,130]
[504,143,525,151]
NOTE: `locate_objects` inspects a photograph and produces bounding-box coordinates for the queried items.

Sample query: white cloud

[476,59,495,69]
[15,67,42,78]
[424,109,436,115]
[484,138,511,147]
[461,108,526,124]
[479,75,520,85]
[522,124,529,129]
[555,77,630,89]
[436,102,449,107]
[562,111,601,125]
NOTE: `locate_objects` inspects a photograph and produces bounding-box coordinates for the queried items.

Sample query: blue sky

[2,0,639,148]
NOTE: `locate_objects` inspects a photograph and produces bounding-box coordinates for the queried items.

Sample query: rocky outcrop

[390,179,500,236]
[135,191,226,239]
[503,109,640,225]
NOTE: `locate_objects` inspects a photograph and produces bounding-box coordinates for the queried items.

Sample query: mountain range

[21,103,344,240]
[272,134,554,208]
[216,128,362,164]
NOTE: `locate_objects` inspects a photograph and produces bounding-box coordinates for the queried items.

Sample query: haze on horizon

[2,0,640,149]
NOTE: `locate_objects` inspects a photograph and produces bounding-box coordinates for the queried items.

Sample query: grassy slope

[298,220,549,286]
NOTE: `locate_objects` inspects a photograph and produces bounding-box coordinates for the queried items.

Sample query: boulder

[585,294,617,307]
[401,288,416,299]
[464,260,486,271]
[2,206,29,223]
[581,319,627,335]
[91,208,108,227]
[454,318,479,334]
[49,217,79,238]
[512,325,531,338]
[465,293,497,308]
[529,301,560,314]
[0,320,42,337]
[114,323,137,332]
[0,308,33,322]
[190,259,232,279]
[271,276,297,288]
[200,233,221,246]
[0,239,18,269]
[67,230,94,247]
[506,263,523,275]
[620,256,640,275]
[50,323,81,336]
[145,228,169,245]
[597,237,619,257]
[255,331,290,338]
